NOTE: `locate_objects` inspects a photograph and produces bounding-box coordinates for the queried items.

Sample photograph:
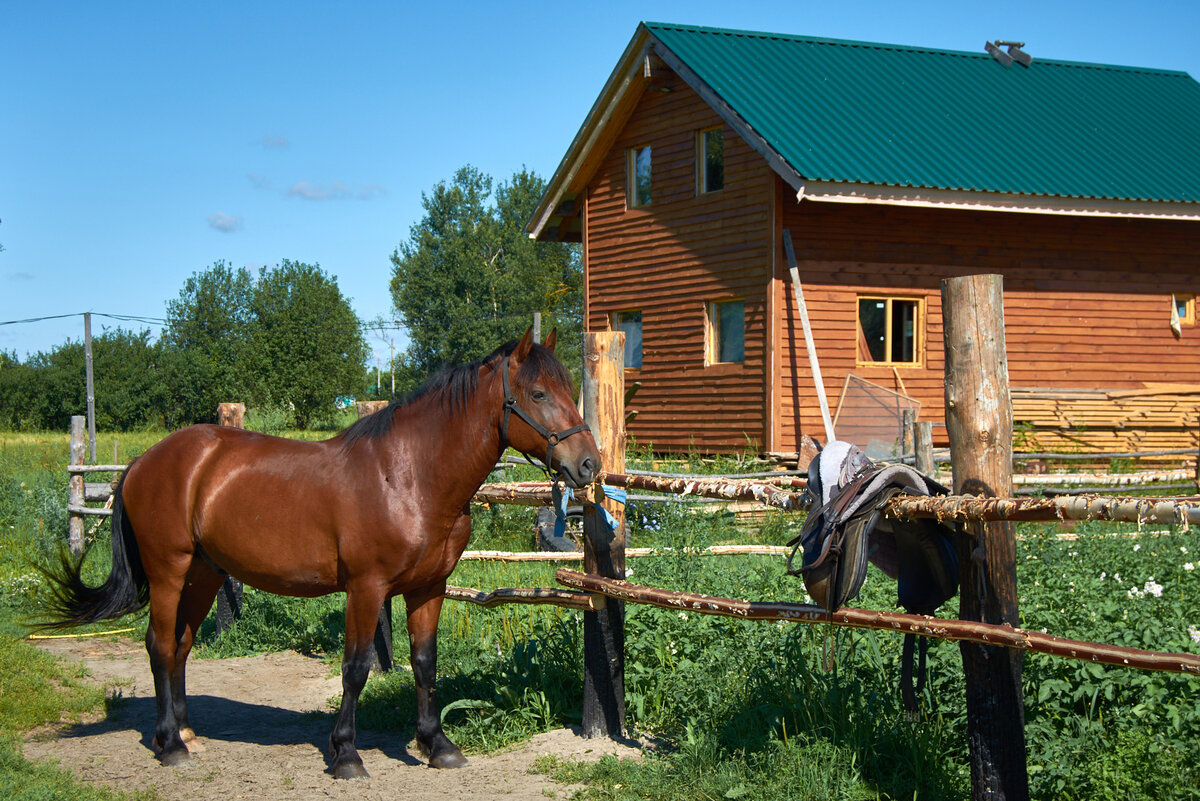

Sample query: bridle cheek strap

[500,357,591,477]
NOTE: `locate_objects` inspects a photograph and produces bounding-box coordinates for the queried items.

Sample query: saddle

[786,440,959,712]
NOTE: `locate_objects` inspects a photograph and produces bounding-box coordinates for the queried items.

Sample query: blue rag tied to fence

[552,484,626,537]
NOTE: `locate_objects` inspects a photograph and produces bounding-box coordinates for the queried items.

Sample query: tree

[389,166,582,390]
[247,260,368,428]
[160,259,368,429]
[0,329,164,431]
[159,261,257,426]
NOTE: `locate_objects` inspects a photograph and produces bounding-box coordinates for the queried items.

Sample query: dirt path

[25,637,645,801]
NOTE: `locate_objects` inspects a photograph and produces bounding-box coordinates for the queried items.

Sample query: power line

[0,311,167,327]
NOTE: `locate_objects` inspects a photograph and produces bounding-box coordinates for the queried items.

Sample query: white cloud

[247,173,272,190]
[6,271,34,281]
[287,181,386,201]
[206,212,243,233]
[261,135,290,149]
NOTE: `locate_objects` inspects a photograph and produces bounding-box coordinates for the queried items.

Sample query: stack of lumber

[1011,385,1200,462]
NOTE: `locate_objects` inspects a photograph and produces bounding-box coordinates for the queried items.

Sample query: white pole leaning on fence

[782,230,836,443]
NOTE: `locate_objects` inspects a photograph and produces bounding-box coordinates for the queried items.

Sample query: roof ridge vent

[986,40,1032,67]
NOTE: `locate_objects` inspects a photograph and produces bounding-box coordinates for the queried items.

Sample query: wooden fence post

[68,416,86,557]
[901,407,915,457]
[214,406,245,635]
[580,332,626,738]
[914,420,935,477]
[941,275,1029,801]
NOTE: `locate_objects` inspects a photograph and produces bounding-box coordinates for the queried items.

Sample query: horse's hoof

[331,761,370,780]
[159,748,191,767]
[429,749,468,769]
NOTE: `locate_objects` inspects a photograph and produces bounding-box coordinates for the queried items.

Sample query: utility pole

[83,313,96,463]
[390,338,395,396]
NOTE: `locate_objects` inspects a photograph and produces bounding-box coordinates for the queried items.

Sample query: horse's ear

[514,327,534,362]
[542,328,557,353]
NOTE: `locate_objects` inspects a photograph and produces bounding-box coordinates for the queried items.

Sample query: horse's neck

[385,368,505,500]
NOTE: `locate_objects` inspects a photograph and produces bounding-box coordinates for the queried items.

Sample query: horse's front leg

[405,581,467,768]
[329,584,384,779]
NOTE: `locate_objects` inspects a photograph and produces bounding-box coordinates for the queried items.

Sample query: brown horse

[38,329,599,778]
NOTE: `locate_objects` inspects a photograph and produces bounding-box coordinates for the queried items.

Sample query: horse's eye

[532,390,547,402]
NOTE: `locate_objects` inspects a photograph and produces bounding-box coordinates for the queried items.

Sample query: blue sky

[3,1,1198,366]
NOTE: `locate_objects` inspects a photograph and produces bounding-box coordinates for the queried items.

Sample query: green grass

[0,634,153,801]
[4,432,1200,799]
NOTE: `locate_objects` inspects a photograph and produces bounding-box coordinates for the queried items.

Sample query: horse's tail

[34,468,149,631]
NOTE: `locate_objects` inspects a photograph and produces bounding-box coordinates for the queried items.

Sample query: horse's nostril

[581,457,597,479]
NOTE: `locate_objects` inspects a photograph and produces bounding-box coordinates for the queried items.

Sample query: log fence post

[914,420,935,477]
[68,416,86,557]
[580,331,626,738]
[214,406,246,635]
[941,274,1029,800]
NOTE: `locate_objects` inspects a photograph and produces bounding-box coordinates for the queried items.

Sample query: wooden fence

[61,280,1200,801]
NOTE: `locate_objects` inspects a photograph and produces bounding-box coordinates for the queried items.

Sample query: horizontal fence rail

[554,569,1200,676]
[444,585,599,611]
[886,493,1200,526]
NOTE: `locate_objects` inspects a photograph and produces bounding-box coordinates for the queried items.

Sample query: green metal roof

[646,22,1200,203]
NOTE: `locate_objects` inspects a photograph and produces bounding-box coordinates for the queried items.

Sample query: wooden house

[529,23,1200,455]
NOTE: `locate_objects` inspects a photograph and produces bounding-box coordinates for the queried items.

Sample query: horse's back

[122,425,348,595]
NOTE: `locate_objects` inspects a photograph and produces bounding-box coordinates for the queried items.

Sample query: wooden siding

[777,197,1200,450]
[585,67,773,451]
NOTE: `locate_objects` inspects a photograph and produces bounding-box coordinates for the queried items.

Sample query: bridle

[500,356,591,477]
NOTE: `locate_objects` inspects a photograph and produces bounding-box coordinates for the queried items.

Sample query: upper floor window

[1174,293,1195,326]
[707,299,745,364]
[698,127,724,193]
[611,310,643,368]
[857,296,923,365]
[627,146,652,208]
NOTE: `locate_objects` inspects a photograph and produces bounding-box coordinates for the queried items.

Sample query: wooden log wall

[778,199,1200,453]
[584,63,773,451]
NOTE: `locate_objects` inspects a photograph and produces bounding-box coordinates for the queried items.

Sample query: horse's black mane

[338,339,570,451]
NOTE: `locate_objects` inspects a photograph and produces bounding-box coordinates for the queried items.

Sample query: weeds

[4,432,1200,799]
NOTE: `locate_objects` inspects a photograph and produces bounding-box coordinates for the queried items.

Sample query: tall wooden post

[914,420,935,477]
[83,313,96,463]
[941,275,1029,801]
[68,416,86,557]
[214,406,245,635]
[580,332,626,738]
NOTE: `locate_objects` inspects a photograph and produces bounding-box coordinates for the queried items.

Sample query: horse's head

[500,328,600,489]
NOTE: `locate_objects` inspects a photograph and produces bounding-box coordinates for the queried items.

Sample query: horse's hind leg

[405,581,466,768]
[145,559,224,765]
[328,583,385,779]
[145,574,191,765]
[171,563,226,753]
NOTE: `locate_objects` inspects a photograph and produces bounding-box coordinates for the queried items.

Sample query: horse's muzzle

[559,455,598,489]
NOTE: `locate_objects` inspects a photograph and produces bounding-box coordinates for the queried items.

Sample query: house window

[627,146,652,208]
[1174,293,1195,325]
[698,127,724,193]
[857,296,922,365]
[611,310,643,368]
[707,299,745,364]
